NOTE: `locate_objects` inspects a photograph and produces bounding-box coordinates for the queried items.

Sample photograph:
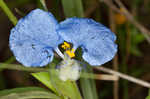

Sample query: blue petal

[57,18,117,66]
[9,9,63,67]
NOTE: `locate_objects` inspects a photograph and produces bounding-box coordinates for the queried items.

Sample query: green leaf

[0,87,60,99]
[32,69,82,99]
[61,0,84,17]
[80,65,98,99]
[0,87,45,96]
[49,67,82,99]
[146,89,150,99]
[32,72,57,93]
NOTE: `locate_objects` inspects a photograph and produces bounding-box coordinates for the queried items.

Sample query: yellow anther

[66,49,75,58]
[61,45,67,49]
[61,42,75,58]
[61,42,71,49]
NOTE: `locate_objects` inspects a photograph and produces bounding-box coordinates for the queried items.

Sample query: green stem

[0,63,48,72]
[39,0,48,11]
[0,63,106,81]
[0,57,15,72]
[0,0,17,25]
[0,0,18,71]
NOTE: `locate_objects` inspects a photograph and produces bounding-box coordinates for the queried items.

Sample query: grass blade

[0,0,17,25]
[61,0,84,17]
[0,87,60,99]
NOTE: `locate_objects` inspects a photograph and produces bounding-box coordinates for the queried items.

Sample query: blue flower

[9,9,63,67]
[57,18,117,66]
[9,9,117,67]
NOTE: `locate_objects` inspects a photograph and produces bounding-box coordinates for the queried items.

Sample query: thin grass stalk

[0,0,17,25]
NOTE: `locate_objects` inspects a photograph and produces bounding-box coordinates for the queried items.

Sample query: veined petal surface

[9,9,63,67]
[57,18,117,66]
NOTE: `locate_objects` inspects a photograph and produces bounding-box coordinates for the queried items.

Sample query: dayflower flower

[9,9,117,70]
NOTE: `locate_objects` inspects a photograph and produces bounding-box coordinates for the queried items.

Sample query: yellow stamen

[61,42,71,49]
[65,49,75,58]
[61,42,75,58]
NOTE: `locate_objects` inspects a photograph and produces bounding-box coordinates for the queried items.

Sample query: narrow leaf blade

[32,72,56,93]
[61,0,84,17]
[0,87,60,99]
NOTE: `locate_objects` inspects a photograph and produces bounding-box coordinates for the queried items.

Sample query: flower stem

[96,66,150,88]
[0,0,18,25]
[0,0,18,71]
[0,63,48,72]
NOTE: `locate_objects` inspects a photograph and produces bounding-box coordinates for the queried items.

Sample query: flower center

[61,42,75,58]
